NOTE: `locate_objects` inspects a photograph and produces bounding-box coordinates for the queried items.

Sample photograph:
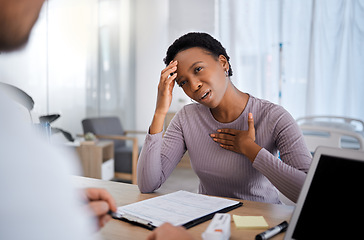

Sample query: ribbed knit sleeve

[137,113,187,193]
[137,132,163,193]
[252,104,311,202]
[253,149,308,202]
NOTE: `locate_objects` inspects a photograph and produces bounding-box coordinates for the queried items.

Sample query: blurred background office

[0,0,363,146]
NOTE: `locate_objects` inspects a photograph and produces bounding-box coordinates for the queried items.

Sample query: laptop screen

[291,154,364,239]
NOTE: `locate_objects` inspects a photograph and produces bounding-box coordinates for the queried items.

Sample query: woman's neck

[210,82,249,123]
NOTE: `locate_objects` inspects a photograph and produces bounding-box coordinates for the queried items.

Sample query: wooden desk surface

[73,176,294,240]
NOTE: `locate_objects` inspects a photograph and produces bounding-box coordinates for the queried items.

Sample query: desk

[73,176,294,240]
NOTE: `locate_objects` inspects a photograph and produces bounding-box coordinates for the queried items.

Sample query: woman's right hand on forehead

[149,61,178,134]
[155,60,178,116]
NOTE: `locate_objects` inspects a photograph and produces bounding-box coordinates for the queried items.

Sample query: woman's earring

[225,71,229,77]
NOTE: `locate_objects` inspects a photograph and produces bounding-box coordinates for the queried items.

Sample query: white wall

[0,0,97,135]
[134,0,218,134]
[134,0,169,133]
[0,0,218,140]
[47,0,97,135]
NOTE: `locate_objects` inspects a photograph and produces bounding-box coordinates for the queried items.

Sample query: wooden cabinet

[75,141,114,180]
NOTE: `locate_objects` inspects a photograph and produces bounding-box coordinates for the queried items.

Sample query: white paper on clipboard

[116,190,241,228]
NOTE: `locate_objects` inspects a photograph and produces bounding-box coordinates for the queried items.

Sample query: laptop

[284,146,364,239]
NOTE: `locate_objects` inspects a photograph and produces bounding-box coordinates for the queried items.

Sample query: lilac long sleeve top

[137,95,312,204]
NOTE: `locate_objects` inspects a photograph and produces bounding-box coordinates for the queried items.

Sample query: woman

[137,32,311,204]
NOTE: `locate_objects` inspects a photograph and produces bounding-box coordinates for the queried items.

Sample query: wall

[0,0,218,141]
[0,0,135,137]
[0,0,96,135]
[134,0,218,135]
[47,0,95,135]
[134,0,169,135]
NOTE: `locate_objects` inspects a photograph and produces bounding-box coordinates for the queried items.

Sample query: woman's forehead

[174,47,215,65]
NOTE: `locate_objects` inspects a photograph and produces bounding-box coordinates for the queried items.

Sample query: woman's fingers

[247,112,256,141]
[217,128,238,135]
[212,138,234,146]
[155,61,178,116]
[160,60,175,74]
[210,132,235,141]
[161,60,178,76]
[159,61,178,89]
[219,144,235,151]
[211,113,255,142]
[161,66,177,80]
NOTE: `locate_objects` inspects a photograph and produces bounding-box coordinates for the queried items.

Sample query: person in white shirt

[0,0,116,239]
[0,0,195,239]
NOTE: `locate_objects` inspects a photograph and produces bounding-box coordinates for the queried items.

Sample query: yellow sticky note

[232,215,269,229]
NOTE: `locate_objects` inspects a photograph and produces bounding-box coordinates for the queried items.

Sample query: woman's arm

[137,113,187,193]
[252,107,312,203]
[137,60,185,193]
[150,60,178,134]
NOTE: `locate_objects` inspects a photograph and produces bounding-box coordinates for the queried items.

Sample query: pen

[255,221,288,240]
[107,210,154,229]
[107,210,122,219]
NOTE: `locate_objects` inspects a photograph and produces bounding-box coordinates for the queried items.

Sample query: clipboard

[110,190,243,230]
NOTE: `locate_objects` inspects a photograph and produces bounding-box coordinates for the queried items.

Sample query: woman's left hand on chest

[210,113,262,162]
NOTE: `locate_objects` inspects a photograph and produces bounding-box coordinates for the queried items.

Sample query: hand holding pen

[84,188,117,228]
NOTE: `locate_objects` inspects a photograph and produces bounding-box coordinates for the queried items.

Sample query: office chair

[82,117,145,184]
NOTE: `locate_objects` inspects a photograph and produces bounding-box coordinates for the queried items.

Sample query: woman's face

[173,47,229,109]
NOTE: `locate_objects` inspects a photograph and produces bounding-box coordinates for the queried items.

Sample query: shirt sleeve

[137,111,187,193]
[252,106,312,203]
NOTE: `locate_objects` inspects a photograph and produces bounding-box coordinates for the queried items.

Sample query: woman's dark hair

[163,32,233,76]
